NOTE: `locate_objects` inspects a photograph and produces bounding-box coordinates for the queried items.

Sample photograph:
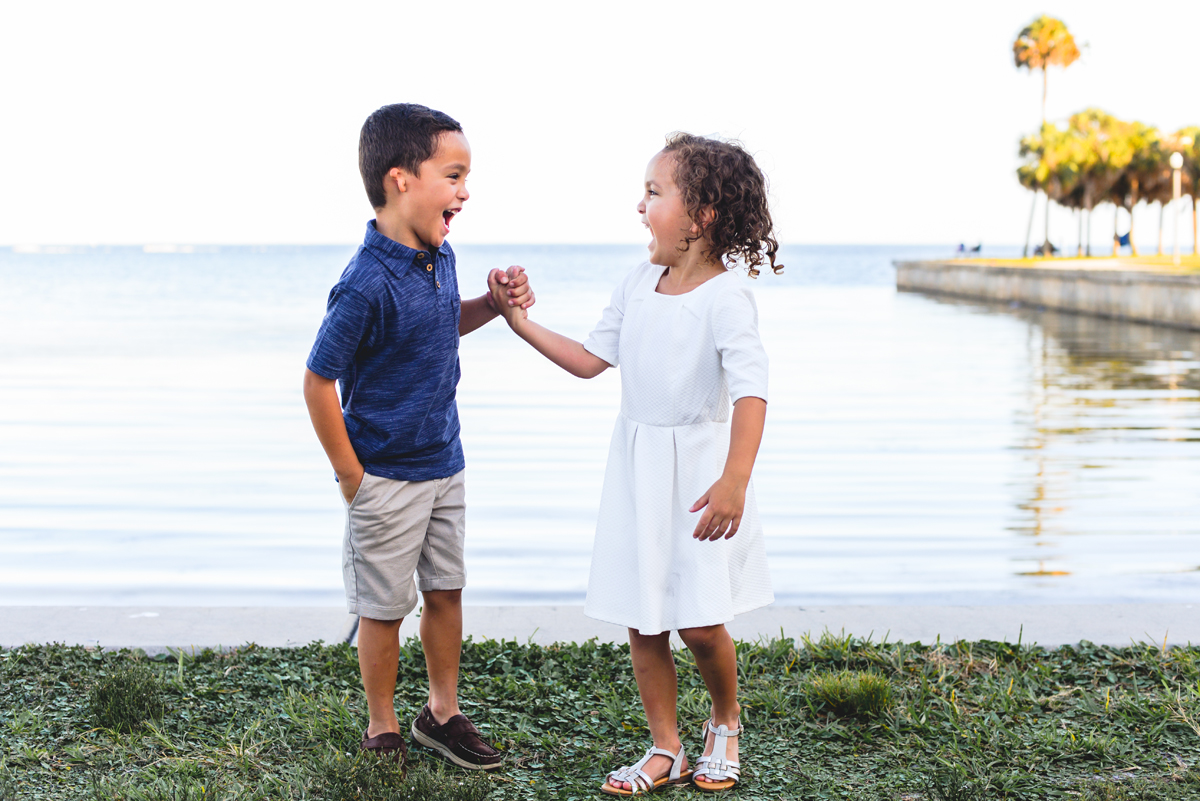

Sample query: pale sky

[2,0,1197,246]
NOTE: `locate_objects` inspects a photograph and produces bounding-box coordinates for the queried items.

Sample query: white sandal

[692,719,742,792]
[600,744,692,796]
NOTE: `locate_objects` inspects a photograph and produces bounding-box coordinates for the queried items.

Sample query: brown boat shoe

[360,729,408,765]
[410,704,502,771]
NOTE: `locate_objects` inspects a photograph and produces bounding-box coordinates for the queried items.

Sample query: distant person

[303,103,534,771]
[489,133,779,795]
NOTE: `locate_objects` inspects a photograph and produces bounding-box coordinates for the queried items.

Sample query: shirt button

[436,281,441,288]
[426,265,433,272]
[416,252,426,261]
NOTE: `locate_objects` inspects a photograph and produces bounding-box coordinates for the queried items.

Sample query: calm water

[1,244,1197,606]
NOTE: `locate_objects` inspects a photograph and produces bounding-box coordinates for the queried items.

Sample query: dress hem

[584,594,775,637]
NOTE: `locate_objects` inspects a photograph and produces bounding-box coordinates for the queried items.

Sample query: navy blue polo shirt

[307,221,464,481]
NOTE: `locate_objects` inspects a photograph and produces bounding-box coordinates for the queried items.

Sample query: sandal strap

[695,759,741,783]
[607,765,653,793]
[704,718,744,737]
[607,745,688,792]
[658,745,687,781]
[695,719,742,782]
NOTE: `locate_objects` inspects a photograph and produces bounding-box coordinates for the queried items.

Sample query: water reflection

[916,293,1200,586]
[1,244,1196,606]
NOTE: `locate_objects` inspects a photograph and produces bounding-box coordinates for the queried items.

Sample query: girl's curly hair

[661,132,783,278]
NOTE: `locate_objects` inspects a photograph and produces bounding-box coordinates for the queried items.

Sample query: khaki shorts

[342,469,467,620]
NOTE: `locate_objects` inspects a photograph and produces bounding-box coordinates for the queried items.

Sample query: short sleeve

[583,264,647,367]
[712,285,769,404]
[306,286,373,379]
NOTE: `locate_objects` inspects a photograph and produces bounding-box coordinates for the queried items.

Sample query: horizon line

[2,241,1018,251]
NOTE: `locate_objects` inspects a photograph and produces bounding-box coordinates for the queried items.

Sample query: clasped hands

[487,266,534,320]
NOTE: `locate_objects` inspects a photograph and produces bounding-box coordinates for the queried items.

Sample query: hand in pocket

[340,466,366,505]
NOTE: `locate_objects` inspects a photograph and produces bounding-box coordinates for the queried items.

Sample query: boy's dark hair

[661,133,783,278]
[359,104,463,209]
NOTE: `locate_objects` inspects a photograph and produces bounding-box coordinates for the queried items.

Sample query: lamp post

[1170,151,1184,266]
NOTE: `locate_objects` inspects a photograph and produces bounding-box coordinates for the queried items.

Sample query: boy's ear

[386,167,408,194]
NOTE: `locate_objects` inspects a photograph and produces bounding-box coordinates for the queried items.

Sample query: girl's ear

[688,205,717,237]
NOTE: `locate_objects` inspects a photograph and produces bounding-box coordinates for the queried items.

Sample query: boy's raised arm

[487,271,610,379]
[460,267,535,336]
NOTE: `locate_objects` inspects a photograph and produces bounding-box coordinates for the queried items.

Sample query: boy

[303,103,532,770]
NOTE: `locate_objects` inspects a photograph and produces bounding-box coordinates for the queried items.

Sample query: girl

[490,133,781,795]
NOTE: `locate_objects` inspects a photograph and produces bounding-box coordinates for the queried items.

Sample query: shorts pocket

[347,472,375,509]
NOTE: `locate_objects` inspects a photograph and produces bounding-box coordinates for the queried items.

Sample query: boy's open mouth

[442,210,458,232]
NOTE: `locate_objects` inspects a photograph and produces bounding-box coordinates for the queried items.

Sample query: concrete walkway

[2,605,1197,654]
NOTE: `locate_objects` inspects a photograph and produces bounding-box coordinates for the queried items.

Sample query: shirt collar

[363,220,452,266]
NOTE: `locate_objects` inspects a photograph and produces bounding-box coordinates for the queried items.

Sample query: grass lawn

[3,633,1200,800]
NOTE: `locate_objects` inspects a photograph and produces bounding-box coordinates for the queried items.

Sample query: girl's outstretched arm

[691,396,767,541]
[489,272,610,379]
[511,319,611,378]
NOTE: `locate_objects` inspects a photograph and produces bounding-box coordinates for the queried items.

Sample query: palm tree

[1014,16,1081,256]
[1068,109,1135,257]
[1018,122,1084,254]
[1141,131,1196,257]
[1140,136,1178,256]
[1146,166,1171,257]
[1014,16,1082,123]
[1058,182,1088,257]
[1106,122,1161,257]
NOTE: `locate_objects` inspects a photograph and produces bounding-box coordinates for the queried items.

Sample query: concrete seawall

[894,260,1200,331]
[3,605,1198,654]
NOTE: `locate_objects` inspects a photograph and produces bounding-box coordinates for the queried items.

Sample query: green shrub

[805,668,893,718]
[88,664,167,732]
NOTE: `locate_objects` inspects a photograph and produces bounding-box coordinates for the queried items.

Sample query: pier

[894,258,1200,330]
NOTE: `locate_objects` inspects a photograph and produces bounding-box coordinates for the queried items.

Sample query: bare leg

[358,616,404,737]
[678,624,741,782]
[420,589,463,724]
[610,629,687,791]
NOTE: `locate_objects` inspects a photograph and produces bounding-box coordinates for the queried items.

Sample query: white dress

[582,262,774,635]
